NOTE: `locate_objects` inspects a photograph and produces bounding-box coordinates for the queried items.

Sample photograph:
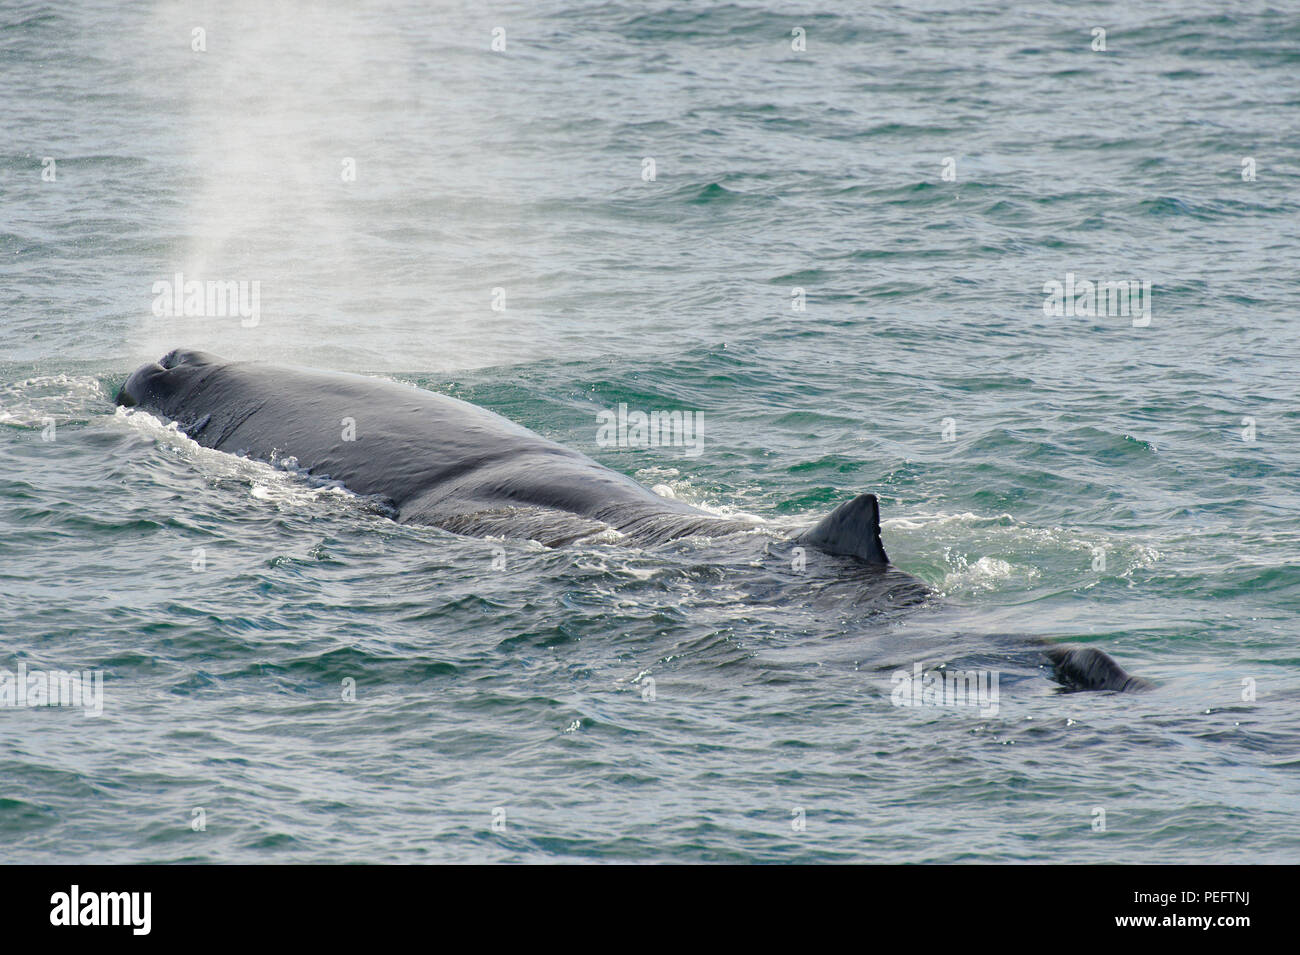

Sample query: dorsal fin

[798,493,888,565]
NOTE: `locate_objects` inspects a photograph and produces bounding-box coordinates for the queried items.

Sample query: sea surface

[2,0,1299,863]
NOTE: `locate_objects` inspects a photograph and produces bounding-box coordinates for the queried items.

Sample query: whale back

[117,350,753,544]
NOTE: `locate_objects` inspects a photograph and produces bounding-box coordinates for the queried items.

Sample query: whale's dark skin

[116,349,790,546]
[116,349,1149,693]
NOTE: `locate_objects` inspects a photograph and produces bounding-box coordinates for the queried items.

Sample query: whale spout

[798,492,889,565]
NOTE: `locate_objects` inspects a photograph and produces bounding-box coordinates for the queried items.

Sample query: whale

[116,348,1149,692]
[115,349,856,550]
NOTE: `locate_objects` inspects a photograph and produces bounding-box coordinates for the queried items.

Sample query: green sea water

[1,0,1298,862]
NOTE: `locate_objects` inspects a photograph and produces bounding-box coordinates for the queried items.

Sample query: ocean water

[2,0,1299,863]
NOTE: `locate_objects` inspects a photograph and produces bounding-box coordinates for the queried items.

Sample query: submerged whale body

[117,349,1148,693]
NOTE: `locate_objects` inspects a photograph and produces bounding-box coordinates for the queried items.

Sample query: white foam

[0,375,105,427]
[116,406,377,515]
